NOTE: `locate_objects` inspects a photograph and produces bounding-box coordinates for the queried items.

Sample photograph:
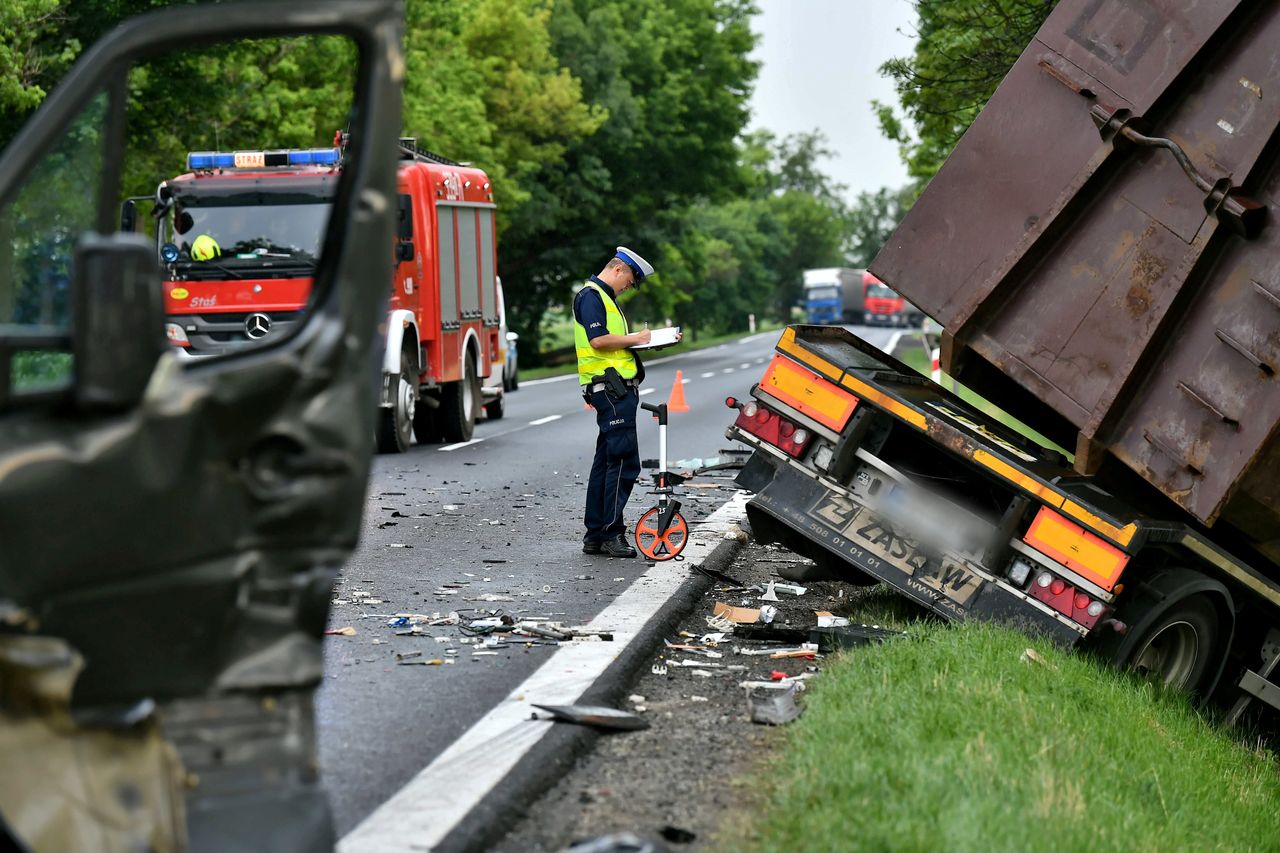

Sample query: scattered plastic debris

[324,627,356,637]
[815,612,850,628]
[746,681,802,725]
[712,602,762,624]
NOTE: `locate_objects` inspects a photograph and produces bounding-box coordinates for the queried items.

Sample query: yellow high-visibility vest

[574,280,638,385]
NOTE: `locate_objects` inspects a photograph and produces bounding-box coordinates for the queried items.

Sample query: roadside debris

[1021,647,1058,670]
[532,704,651,732]
[745,681,802,725]
[324,627,356,637]
[566,832,664,853]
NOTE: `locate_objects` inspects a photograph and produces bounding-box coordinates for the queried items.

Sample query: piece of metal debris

[531,703,650,731]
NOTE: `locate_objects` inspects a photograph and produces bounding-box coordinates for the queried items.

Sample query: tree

[499,0,760,362]
[874,0,1057,182]
[845,185,914,268]
[631,130,848,339]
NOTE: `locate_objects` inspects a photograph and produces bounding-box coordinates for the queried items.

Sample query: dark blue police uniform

[575,276,645,547]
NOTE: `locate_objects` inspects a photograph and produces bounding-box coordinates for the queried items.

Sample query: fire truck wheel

[377,351,418,454]
[440,353,480,443]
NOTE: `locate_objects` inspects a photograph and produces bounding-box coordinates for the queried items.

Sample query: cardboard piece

[713,601,761,624]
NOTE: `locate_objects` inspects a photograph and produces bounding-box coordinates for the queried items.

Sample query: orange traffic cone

[667,370,690,412]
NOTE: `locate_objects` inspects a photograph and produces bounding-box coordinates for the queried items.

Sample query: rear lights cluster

[1018,564,1109,629]
[726,397,813,458]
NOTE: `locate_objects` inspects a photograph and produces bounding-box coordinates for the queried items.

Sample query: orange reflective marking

[758,355,859,431]
[1024,507,1130,591]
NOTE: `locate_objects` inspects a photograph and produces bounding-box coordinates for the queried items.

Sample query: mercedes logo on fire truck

[245,313,272,340]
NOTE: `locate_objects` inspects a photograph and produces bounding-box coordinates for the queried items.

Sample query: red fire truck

[154,138,502,452]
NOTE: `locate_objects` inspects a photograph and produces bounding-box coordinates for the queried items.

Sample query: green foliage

[845,184,914,268]
[740,619,1280,851]
[624,131,849,340]
[500,0,761,358]
[876,0,1057,182]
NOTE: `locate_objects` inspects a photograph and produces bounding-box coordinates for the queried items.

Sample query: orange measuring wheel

[634,506,688,561]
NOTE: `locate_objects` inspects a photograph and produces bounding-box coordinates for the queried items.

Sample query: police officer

[574,246,666,557]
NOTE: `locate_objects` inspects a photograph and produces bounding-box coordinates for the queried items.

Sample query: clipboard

[630,326,681,351]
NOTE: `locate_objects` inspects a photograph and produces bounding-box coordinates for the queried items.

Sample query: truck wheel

[440,353,479,443]
[376,351,417,453]
[484,390,505,420]
[1091,576,1227,696]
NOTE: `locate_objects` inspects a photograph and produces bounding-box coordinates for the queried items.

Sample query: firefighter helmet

[191,234,221,261]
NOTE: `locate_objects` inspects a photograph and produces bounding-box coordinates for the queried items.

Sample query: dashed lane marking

[438,438,485,452]
[528,415,562,426]
[700,372,715,379]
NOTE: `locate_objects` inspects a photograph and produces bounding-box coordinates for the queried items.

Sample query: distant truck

[728,0,1280,723]
[861,272,925,327]
[803,268,864,324]
[155,137,503,453]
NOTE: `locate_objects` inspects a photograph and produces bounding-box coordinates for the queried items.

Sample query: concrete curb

[436,535,746,853]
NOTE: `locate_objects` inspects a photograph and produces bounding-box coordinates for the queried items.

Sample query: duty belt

[586,377,638,394]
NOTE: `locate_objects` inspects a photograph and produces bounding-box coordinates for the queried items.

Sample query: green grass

[730,618,1280,852]
[521,321,784,382]
[894,341,1070,459]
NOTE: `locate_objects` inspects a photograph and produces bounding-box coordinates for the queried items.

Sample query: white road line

[738,362,751,369]
[528,415,562,426]
[700,371,715,379]
[638,388,656,396]
[884,330,904,356]
[438,438,485,452]
[680,377,690,384]
[520,373,578,387]
[338,493,751,853]
[721,367,735,374]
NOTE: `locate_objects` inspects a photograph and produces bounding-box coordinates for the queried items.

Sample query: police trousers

[583,387,640,542]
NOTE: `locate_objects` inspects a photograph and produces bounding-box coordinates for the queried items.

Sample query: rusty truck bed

[871,0,1280,563]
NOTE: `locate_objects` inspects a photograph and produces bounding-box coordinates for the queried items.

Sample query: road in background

[318,325,902,836]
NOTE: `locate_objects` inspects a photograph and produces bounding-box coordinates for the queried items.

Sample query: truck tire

[376,351,417,453]
[440,352,479,443]
[1091,570,1230,696]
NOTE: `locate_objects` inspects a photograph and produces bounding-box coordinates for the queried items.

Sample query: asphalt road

[318,324,904,837]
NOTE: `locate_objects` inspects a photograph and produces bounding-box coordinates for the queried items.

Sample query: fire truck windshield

[164,186,332,277]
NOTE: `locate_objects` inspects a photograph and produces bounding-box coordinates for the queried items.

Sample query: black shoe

[601,534,637,558]
[582,540,603,555]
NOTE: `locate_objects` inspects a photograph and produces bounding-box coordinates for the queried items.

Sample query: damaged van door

[0,1,402,850]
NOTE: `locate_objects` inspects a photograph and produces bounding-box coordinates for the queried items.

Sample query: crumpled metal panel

[0,0,405,849]
[872,0,1280,551]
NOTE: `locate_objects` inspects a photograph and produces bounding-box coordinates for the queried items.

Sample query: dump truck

[728,0,1280,721]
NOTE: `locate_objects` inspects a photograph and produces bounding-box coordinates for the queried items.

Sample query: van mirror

[71,232,166,410]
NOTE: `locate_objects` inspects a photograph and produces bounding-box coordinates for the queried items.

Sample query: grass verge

[729,618,1280,851]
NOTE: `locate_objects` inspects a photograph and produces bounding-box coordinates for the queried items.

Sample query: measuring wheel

[635,505,688,561]
[635,399,690,561]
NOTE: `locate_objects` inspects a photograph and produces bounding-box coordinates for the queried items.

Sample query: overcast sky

[747,0,918,202]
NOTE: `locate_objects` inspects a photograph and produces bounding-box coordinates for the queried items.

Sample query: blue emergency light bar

[186,148,341,170]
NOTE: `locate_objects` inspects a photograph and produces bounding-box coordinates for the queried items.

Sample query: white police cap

[615,246,654,282]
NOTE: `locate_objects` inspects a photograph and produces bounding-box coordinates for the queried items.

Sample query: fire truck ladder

[398,138,459,166]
